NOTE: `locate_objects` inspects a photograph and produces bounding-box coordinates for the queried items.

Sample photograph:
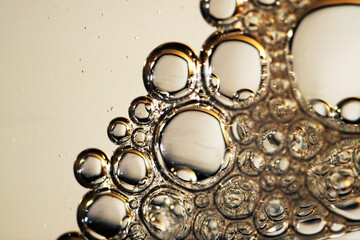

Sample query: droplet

[111,149,151,192]
[173,167,197,182]
[78,190,131,239]
[159,110,226,181]
[142,189,191,239]
[74,149,108,188]
[295,217,325,235]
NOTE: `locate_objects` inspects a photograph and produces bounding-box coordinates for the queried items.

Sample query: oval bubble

[111,149,152,193]
[143,42,198,101]
[74,148,109,188]
[77,189,131,240]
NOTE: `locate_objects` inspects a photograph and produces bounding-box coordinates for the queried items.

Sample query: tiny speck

[81,70,85,73]
[134,36,139,40]
[79,58,82,61]
[126,56,129,59]
[43,224,47,228]
[84,26,87,30]
[59,154,63,158]
[48,16,52,19]
[157,10,162,14]
[12,138,16,143]
[101,13,104,16]
[98,35,101,39]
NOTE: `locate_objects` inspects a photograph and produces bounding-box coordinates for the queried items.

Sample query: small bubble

[81,70,85,73]
[157,10,162,14]
[134,36,139,40]
[48,16,52,19]
[79,58,82,61]
[126,56,129,59]
[98,35,101,39]
[84,26,87,30]
[101,13,104,16]
[59,153,63,158]
[43,224,47,228]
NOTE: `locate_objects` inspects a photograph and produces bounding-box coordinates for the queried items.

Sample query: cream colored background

[0,1,358,239]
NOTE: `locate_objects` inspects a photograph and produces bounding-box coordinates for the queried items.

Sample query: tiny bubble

[43,224,47,228]
[157,10,162,14]
[48,16,52,19]
[134,36,139,40]
[59,154,63,158]
[98,35,101,39]
[79,58,82,61]
[101,13,104,16]
[126,56,129,59]
[84,26,87,30]
[81,70,85,73]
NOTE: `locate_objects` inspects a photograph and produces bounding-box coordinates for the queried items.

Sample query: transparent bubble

[289,120,323,159]
[77,189,131,240]
[195,193,210,208]
[74,149,109,188]
[131,128,149,147]
[329,166,355,195]
[128,223,146,240]
[129,97,153,124]
[142,189,192,239]
[159,110,226,183]
[215,176,260,219]
[224,220,255,240]
[57,232,86,240]
[238,150,266,175]
[295,217,325,235]
[107,117,131,144]
[269,97,296,122]
[208,0,237,19]
[231,114,255,145]
[258,124,285,154]
[194,211,224,240]
[111,149,152,192]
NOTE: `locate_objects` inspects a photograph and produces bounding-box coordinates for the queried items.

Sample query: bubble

[337,97,360,124]
[254,195,289,237]
[107,117,131,144]
[231,114,255,145]
[57,232,86,240]
[269,97,296,122]
[215,176,260,219]
[281,175,299,194]
[330,223,345,233]
[260,174,276,191]
[194,211,224,240]
[272,157,290,173]
[258,124,285,154]
[128,223,146,240]
[209,40,262,98]
[224,220,256,239]
[159,110,226,183]
[111,149,152,192]
[310,99,331,117]
[173,167,197,182]
[289,120,324,159]
[152,54,188,93]
[143,42,197,101]
[77,189,131,239]
[142,189,192,239]
[244,11,262,32]
[329,167,355,196]
[295,217,325,235]
[195,193,210,208]
[208,0,237,19]
[129,97,153,124]
[131,128,148,147]
[238,150,266,176]
[258,0,277,5]
[74,149,109,188]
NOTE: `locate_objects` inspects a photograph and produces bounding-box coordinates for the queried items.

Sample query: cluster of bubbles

[59,0,360,239]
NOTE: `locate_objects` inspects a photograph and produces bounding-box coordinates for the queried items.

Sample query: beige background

[0,1,358,239]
